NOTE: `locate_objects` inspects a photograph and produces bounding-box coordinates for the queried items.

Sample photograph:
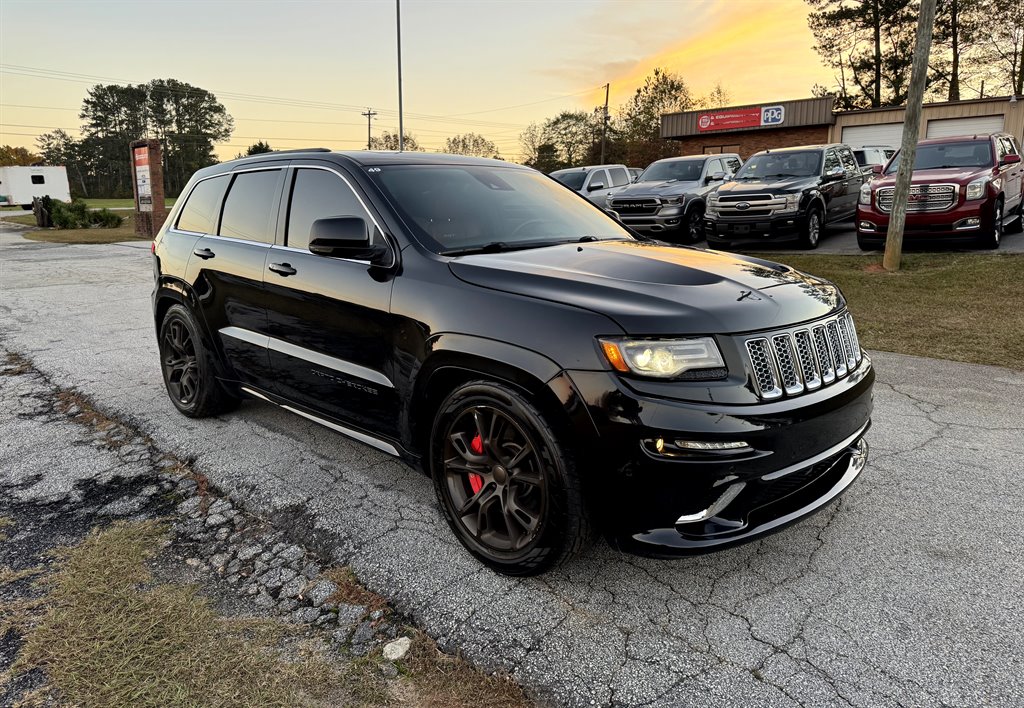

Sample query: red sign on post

[133,146,153,212]
[697,108,763,132]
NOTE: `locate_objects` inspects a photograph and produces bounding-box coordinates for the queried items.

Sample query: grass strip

[758,253,1024,370]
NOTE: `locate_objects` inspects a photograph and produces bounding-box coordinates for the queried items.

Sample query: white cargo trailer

[0,166,72,208]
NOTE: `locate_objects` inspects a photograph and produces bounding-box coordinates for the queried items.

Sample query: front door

[262,163,400,441]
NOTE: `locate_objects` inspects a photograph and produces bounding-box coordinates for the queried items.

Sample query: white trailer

[0,166,72,209]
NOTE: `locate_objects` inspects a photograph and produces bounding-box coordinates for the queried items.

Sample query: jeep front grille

[876,184,957,213]
[743,312,863,400]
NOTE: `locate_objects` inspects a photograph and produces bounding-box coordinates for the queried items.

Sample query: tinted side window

[287,169,370,251]
[219,170,281,243]
[839,148,860,174]
[823,150,842,175]
[587,169,609,189]
[176,174,229,233]
[608,167,630,187]
[725,157,742,173]
[705,159,723,177]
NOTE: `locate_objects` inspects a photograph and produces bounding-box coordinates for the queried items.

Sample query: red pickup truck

[856,133,1023,250]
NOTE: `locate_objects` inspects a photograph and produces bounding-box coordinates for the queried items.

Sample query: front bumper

[566,356,874,556]
[857,202,993,240]
[617,211,685,235]
[705,212,807,245]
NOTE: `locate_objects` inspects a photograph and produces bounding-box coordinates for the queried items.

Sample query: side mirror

[587,181,606,192]
[823,167,845,182]
[871,164,884,175]
[705,171,726,184]
[1001,153,1021,166]
[308,216,389,264]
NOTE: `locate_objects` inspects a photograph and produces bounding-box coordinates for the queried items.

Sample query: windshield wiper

[440,241,516,256]
[763,173,803,179]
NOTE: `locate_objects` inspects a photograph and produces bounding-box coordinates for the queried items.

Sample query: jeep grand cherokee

[152,150,874,575]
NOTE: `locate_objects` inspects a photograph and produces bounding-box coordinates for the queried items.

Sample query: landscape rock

[306,579,339,608]
[382,637,412,661]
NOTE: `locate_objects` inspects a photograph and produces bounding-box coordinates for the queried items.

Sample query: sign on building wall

[697,105,786,132]
[133,146,153,212]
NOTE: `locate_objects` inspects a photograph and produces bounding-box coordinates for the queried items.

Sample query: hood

[613,180,700,198]
[872,166,990,188]
[448,240,842,335]
[718,176,818,195]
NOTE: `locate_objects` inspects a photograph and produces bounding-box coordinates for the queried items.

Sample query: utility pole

[882,0,937,272]
[599,83,610,164]
[396,0,404,152]
[361,108,377,150]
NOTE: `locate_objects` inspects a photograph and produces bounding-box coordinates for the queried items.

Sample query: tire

[682,203,706,243]
[429,380,594,575]
[801,206,823,249]
[978,199,1003,249]
[158,304,239,418]
[857,233,883,251]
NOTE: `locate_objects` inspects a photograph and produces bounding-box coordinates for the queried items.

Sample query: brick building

[661,95,1024,160]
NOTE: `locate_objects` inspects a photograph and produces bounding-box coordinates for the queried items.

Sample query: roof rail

[267,147,332,154]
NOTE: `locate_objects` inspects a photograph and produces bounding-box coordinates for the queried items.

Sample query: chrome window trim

[219,326,393,388]
[203,233,272,249]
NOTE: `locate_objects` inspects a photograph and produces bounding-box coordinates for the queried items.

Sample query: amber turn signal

[601,341,629,372]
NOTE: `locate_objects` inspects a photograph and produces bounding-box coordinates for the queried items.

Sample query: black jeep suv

[705,144,864,249]
[152,150,874,575]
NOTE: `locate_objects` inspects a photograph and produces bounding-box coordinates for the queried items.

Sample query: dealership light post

[883,0,938,272]
[396,0,404,152]
[599,83,609,164]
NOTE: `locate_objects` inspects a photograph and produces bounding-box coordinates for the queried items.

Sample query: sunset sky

[0,0,833,161]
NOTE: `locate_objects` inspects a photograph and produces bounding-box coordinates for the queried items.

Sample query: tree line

[807,0,1024,108]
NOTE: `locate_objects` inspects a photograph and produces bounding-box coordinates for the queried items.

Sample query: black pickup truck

[705,144,864,250]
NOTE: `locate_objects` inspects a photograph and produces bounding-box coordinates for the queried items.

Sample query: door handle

[192,247,215,260]
[268,262,297,277]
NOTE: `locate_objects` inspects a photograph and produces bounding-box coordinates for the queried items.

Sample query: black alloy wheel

[162,318,199,406]
[158,304,238,418]
[685,204,706,243]
[431,381,592,575]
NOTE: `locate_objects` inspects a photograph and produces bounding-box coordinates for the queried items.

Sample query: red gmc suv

[856,133,1023,250]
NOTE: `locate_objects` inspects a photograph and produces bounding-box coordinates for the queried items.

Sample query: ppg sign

[761,105,785,126]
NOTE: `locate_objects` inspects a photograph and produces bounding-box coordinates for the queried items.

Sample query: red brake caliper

[468,434,484,494]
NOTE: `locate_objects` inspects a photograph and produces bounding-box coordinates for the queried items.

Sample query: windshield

[371,165,634,254]
[734,151,822,179]
[550,170,587,190]
[639,160,704,182]
[885,141,994,174]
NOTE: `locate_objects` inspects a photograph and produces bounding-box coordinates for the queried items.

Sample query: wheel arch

[408,335,598,471]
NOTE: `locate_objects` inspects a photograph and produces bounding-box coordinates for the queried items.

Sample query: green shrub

[47,199,123,229]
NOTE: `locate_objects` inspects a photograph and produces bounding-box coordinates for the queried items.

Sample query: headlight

[662,195,685,205]
[706,195,719,214]
[858,182,872,205]
[781,194,801,212]
[600,337,725,378]
[965,177,989,200]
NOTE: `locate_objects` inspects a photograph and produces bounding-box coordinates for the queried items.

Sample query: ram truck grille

[743,312,863,400]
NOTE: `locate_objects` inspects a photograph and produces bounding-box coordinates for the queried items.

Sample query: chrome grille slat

[825,321,848,377]
[743,312,863,400]
[772,335,804,395]
[745,338,783,400]
[793,330,821,390]
[812,325,836,384]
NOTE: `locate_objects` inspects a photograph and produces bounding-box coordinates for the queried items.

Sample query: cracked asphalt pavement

[1,224,1022,707]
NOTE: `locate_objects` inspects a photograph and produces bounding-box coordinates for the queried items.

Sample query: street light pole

[396,0,404,152]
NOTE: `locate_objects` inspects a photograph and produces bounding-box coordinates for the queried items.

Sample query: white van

[0,166,72,208]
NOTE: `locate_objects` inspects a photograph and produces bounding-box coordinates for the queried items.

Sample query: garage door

[841,123,905,149]
[926,115,1004,138]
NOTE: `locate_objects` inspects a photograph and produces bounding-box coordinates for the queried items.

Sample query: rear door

[181,168,284,386]
[262,162,400,442]
[998,137,1023,213]
[837,147,864,219]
